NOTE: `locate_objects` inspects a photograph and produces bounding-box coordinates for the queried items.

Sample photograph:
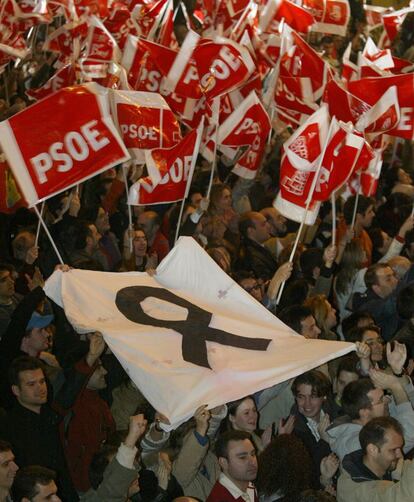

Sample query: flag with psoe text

[0,83,130,206]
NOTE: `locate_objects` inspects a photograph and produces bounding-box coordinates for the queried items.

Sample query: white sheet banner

[45,237,354,428]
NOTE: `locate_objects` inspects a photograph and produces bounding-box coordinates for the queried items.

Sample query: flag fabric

[111,90,182,164]
[312,119,364,202]
[348,74,414,140]
[323,78,371,124]
[214,91,271,179]
[26,64,77,101]
[128,123,202,205]
[274,105,330,224]
[259,0,315,35]
[355,86,400,136]
[300,0,350,36]
[0,83,130,206]
[44,237,354,429]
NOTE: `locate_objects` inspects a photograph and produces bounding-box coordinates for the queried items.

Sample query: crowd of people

[2,1,414,502]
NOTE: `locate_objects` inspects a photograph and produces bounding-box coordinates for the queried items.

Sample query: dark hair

[256,434,313,499]
[278,280,310,312]
[343,195,373,225]
[79,204,102,226]
[341,378,375,419]
[336,354,359,379]
[368,227,385,252]
[292,370,331,398]
[300,248,323,280]
[341,311,374,339]
[397,285,414,320]
[359,417,404,454]
[0,439,12,453]
[8,356,44,387]
[238,212,257,239]
[12,465,56,501]
[364,263,390,290]
[225,396,257,432]
[89,444,118,490]
[278,305,313,335]
[346,325,381,344]
[214,430,253,459]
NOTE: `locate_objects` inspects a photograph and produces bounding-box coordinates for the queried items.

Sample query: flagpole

[206,96,220,199]
[331,192,336,245]
[122,163,134,254]
[175,117,205,244]
[33,204,64,264]
[350,172,362,232]
[276,115,334,305]
[35,201,45,247]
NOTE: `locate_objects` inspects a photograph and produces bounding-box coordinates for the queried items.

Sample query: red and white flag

[300,0,350,36]
[111,90,181,164]
[360,149,383,197]
[274,105,330,224]
[212,92,271,179]
[323,78,371,124]
[348,74,414,140]
[26,64,76,101]
[355,86,400,136]
[341,42,358,82]
[259,0,315,34]
[128,122,203,205]
[0,83,130,206]
[382,7,414,43]
[364,4,389,31]
[312,119,364,202]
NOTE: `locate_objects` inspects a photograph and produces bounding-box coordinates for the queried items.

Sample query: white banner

[45,237,354,429]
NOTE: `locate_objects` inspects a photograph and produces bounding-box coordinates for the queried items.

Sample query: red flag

[323,78,371,124]
[26,65,77,101]
[83,15,121,63]
[382,7,414,43]
[360,150,383,197]
[300,0,350,36]
[217,91,271,179]
[259,0,315,34]
[355,86,400,136]
[128,125,202,205]
[0,83,130,206]
[104,1,138,50]
[274,105,330,224]
[364,5,388,30]
[111,90,182,164]
[312,119,364,202]
[122,34,197,121]
[341,42,358,82]
[348,74,414,140]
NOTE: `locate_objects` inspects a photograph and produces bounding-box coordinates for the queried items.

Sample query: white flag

[45,237,354,429]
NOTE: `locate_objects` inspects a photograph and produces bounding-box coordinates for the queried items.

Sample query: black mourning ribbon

[115,286,272,369]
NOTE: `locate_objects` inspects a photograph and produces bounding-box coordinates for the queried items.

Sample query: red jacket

[62,387,115,492]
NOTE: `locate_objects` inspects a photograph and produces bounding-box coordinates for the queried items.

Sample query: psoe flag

[0,83,130,206]
[45,237,354,429]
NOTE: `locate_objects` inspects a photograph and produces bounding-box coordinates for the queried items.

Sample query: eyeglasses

[244,283,262,293]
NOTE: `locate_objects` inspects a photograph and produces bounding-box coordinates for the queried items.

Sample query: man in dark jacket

[0,333,105,501]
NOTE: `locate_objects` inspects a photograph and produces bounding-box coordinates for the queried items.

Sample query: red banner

[348,74,414,140]
[112,90,182,164]
[301,0,350,36]
[0,83,130,206]
[128,126,202,205]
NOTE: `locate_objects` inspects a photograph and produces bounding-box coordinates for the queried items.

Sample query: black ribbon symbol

[115,286,272,369]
